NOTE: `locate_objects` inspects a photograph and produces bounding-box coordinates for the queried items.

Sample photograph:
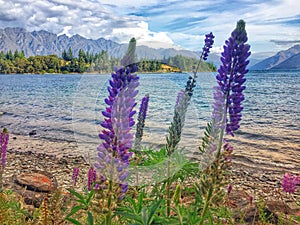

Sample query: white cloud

[107,21,178,48]
[0,0,299,54]
[210,46,223,54]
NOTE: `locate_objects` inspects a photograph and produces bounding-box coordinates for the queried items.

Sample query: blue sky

[0,0,299,58]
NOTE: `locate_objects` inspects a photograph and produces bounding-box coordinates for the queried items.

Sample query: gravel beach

[1,132,299,223]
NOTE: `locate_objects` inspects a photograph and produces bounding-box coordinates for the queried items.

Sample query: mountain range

[0,27,198,60]
[1,27,300,70]
[250,44,300,70]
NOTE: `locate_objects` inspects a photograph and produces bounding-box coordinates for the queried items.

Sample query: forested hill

[0,49,216,74]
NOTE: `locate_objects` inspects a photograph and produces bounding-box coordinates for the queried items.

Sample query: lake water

[0,71,299,169]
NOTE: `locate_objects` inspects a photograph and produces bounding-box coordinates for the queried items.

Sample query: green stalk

[105,180,113,225]
[216,127,225,159]
[216,86,230,159]
[200,185,213,224]
[177,206,183,225]
[105,156,115,225]
[0,170,3,192]
[166,161,171,217]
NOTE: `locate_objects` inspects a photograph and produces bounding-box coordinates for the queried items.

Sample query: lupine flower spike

[197,22,250,222]
[204,20,251,161]
[0,128,9,191]
[0,128,9,169]
[95,38,139,196]
[166,32,214,155]
[87,167,96,191]
[194,32,215,77]
[72,167,79,186]
[213,20,251,138]
[134,94,150,150]
[202,32,215,61]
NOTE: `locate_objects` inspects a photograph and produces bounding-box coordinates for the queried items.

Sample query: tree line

[0,48,216,74]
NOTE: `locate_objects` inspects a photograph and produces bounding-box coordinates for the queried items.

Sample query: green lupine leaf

[116,211,143,224]
[65,217,83,225]
[120,213,143,224]
[147,199,163,225]
[86,190,94,204]
[67,189,86,205]
[137,192,145,213]
[66,205,86,218]
[141,207,148,225]
[87,211,94,225]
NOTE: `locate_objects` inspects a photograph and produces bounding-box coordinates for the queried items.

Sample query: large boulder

[12,170,57,207]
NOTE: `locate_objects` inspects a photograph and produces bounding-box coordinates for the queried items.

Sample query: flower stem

[166,161,171,217]
[105,157,114,225]
[105,179,113,225]
[200,185,213,224]
[0,170,3,192]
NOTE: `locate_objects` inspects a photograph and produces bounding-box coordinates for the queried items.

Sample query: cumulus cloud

[109,21,174,45]
[0,0,139,38]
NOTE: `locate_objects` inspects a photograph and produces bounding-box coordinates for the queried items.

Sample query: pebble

[29,130,37,136]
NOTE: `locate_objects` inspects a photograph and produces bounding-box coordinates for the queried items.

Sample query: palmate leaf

[117,197,163,225]
[135,148,167,166]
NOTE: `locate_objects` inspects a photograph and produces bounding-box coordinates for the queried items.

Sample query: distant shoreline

[0,70,219,76]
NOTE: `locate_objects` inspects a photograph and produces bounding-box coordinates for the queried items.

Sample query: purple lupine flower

[95,65,139,194]
[185,76,197,97]
[0,128,9,169]
[212,86,226,129]
[175,91,184,107]
[199,21,249,166]
[72,167,79,186]
[87,167,96,191]
[98,66,139,158]
[282,173,300,194]
[138,94,149,121]
[202,32,215,61]
[134,94,150,149]
[213,20,251,136]
[193,32,215,78]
